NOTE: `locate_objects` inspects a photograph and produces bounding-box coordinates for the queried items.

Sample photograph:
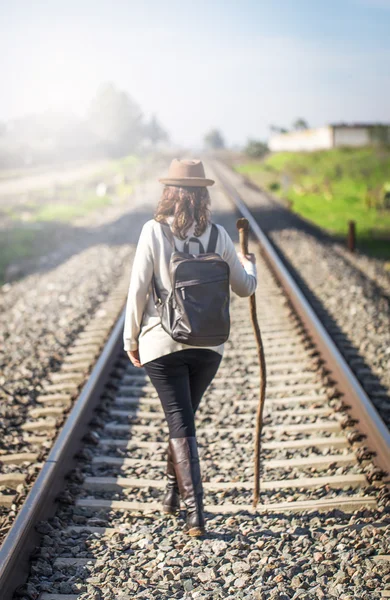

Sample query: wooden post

[348,221,356,253]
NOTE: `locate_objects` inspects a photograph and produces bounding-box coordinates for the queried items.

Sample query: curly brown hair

[154,185,211,240]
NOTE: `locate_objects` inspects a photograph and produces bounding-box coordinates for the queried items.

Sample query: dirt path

[0,160,111,197]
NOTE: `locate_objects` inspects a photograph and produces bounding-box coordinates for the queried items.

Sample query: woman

[123,158,257,536]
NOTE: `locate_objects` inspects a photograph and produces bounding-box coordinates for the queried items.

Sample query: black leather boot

[162,443,180,515]
[169,437,205,537]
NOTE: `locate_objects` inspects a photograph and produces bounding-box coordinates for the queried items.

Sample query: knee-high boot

[169,437,205,536]
[162,443,180,514]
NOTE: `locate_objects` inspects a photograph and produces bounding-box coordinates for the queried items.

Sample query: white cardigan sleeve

[218,226,257,297]
[123,222,154,351]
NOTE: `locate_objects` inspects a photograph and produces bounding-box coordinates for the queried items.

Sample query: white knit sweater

[123,218,257,365]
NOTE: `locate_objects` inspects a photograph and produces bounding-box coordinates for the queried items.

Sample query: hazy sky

[1,0,389,147]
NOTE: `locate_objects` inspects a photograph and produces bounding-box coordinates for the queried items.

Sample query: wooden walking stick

[236,218,267,507]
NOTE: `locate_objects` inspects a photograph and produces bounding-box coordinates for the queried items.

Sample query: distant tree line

[204,129,225,150]
[0,83,168,168]
[87,83,168,157]
[241,119,310,158]
[270,118,309,135]
[202,119,311,159]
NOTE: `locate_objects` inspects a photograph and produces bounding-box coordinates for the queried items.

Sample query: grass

[0,191,112,283]
[236,147,390,259]
[115,155,139,169]
[115,182,134,200]
[0,154,139,284]
[0,228,43,283]
[35,192,112,222]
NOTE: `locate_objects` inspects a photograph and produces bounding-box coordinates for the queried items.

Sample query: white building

[268,123,390,152]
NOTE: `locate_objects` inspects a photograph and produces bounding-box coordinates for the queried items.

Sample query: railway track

[0,273,131,531]
[0,162,389,599]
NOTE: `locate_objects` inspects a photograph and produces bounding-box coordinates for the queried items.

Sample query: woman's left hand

[127,349,142,368]
[237,251,256,266]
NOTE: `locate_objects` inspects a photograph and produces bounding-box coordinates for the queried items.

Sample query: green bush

[382,182,390,209]
[245,139,268,158]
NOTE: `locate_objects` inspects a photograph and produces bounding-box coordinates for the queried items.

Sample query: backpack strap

[183,223,218,254]
[160,222,177,250]
[151,273,162,310]
[206,223,219,253]
[152,222,176,310]
[161,221,217,254]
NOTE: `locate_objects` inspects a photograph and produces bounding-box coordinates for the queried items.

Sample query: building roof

[329,122,390,129]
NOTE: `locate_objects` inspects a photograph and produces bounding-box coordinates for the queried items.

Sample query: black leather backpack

[152,223,230,346]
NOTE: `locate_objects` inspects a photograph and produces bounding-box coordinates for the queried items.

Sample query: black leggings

[143,349,222,438]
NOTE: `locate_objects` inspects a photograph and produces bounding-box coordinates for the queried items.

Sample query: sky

[1,0,389,147]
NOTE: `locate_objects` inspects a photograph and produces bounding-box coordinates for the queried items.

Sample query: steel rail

[0,311,125,600]
[213,160,390,476]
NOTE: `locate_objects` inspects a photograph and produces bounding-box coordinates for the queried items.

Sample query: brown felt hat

[158,158,215,187]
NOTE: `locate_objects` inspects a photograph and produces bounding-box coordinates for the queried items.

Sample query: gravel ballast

[25,509,389,599]
[214,161,390,430]
[0,161,165,540]
[3,159,389,600]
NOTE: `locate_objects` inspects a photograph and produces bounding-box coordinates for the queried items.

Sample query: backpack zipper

[175,275,228,289]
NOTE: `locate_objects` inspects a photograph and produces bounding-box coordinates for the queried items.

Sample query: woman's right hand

[127,349,142,368]
[237,252,256,266]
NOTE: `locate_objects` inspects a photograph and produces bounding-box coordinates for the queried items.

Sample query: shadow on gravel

[2,207,244,286]
[251,210,390,425]
[177,510,390,540]
[244,183,390,301]
[241,179,390,425]
[4,191,388,422]
[1,210,154,284]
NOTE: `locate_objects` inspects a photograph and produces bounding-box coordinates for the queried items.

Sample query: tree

[369,125,390,147]
[292,118,309,131]
[269,124,288,134]
[144,115,168,145]
[88,83,144,157]
[244,139,269,158]
[204,129,225,149]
